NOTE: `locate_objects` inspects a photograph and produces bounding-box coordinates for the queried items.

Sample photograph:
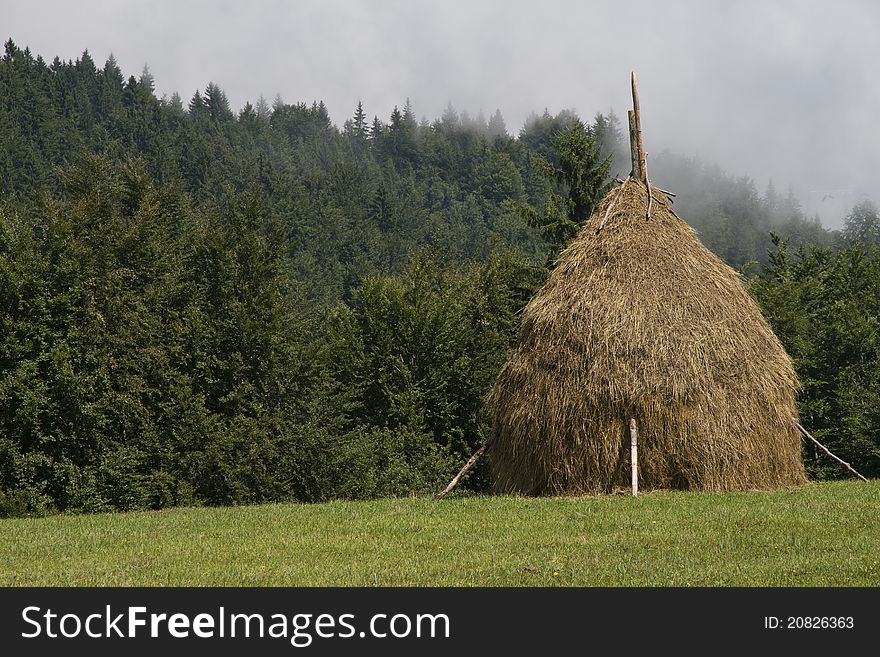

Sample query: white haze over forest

[6,0,879,227]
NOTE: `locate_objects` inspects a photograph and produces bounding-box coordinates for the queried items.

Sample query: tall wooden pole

[629,418,639,496]
[630,72,647,184]
[628,110,639,180]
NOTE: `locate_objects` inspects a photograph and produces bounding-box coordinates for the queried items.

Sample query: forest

[1,39,878,516]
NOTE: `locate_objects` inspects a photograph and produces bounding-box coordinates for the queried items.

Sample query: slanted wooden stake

[793,419,868,482]
[435,440,492,499]
[596,178,628,234]
[630,418,639,496]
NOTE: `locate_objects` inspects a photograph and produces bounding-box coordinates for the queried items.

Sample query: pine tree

[515,119,611,261]
[168,91,184,113]
[2,38,15,64]
[402,98,416,129]
[96,55,125,120]
[77,49,96,76]
[764,179,779,218]
[344,101,369,152]
[440,102,459,131]
[103,54,123,83]
[139,64,155,95]
[389,105,403,130]
[487,109,507,138]
[272,93,284,113]
[188,89,207,118]
[387,105,417,165]
[842,200,880,248]
[592,111,627,175]
[255,94,271,122]
[353,100,367,138]
[239,101,256,124]
[370,115,383,141]
[474,109,488,135]
[203,82,232,121]
[779,186,803,221]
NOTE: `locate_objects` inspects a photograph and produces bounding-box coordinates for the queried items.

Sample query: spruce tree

[487,109,507,138]
[255,94,271,122]
[188,89,206,117]
[353,100,367,139]
[139,64,155,95]
[203,82,232,121]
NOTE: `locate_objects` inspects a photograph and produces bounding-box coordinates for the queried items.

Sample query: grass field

[1,480,877,586]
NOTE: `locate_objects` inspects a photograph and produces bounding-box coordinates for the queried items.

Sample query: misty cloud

[6,0,878,226]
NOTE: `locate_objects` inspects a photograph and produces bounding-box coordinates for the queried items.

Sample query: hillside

[1,40,878,518]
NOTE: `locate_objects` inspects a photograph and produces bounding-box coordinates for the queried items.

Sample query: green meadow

[1,480,876,587]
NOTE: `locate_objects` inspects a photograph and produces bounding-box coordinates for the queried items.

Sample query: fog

[7,0,878,227]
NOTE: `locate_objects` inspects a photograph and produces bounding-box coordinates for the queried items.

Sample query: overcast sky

[7,0,878,226]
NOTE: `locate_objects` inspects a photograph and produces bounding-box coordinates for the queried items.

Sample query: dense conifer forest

[1,40,877,515]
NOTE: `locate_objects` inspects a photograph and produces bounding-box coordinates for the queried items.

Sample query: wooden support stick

[435,440,491,499]
[631,72,647,185]
[616,177,675,203]
[793,419,868,482]
[596,177,628,234]
[621,177,675,198]
[630,418,639,496]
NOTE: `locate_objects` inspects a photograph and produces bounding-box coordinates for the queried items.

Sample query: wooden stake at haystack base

[630,418,639,496]
[435,439,492,499]
[793,419,868,482]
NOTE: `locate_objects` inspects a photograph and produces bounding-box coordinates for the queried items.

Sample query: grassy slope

[1,481,877,586]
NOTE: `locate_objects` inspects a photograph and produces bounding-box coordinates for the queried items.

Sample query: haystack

[485,75,807,495]
[487,181,806,494]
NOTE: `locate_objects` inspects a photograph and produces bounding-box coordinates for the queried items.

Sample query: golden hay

[487,180,807,495]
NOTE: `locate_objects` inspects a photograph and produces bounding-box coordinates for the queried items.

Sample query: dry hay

[487,181,807,495]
